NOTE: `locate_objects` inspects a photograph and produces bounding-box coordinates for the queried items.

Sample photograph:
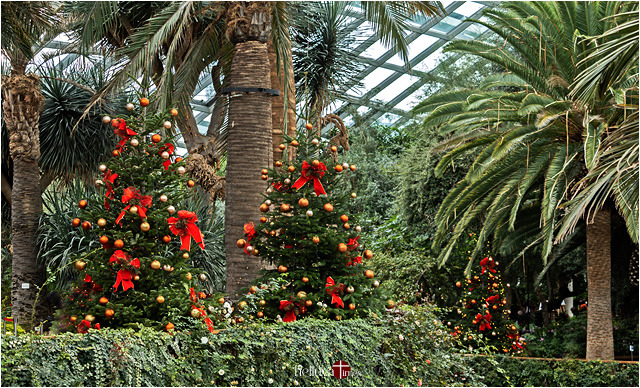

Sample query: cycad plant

[415,1,638,360]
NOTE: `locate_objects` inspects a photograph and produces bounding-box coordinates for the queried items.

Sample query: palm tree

[416,1,637,360]
[1,1,59,329]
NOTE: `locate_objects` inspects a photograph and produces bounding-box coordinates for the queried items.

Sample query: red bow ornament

[83,274,103,293]
[244,222,256,254]
[279,300,299,322]
[190,288,215,332]
[486,294,500,305]
[116,187,152,225]
[159,143,174,170]
[507,331,523,350]
[475,313,492,331]
[77,320,100,334]
[168,210,205,251]
[480,257,496,274]
[292,161,327,196]
[347,236,360,251]
[325,277,345,308]
[103,170,118,210]
[347,256,362,266]
[109,250,140,292]
[114,119,138,150]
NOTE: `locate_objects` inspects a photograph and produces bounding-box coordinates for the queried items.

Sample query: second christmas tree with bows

[235,122,385,323]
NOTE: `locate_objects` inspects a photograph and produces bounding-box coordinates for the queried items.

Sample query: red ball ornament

[82,221,91,230]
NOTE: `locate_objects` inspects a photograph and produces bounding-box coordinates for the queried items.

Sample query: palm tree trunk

[225,39,272,298]
[268,39,296,165]
[586,205,614,360]
[1,74,47,330]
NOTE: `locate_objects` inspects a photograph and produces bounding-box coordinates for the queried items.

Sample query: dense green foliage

[468,355,639,387]
[2,306,483,387]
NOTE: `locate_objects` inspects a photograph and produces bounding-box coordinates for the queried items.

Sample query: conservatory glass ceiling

[39,1,496,134]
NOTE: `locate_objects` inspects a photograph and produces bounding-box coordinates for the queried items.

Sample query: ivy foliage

[2,306,482,387]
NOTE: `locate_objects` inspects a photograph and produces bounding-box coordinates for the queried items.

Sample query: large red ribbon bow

[109,250,140,292]
[480,257,496,274]
[103,170,118,210]
[160,143,174,170]
[486,294,500,305]
[475,313,492,331]
[190,288,215,332]
[116,187,152,225]
[325,277,344,308]
[279,300,298,322]
[114,119,137,150]
[77,320,100,334]
[168,210,205,251]
[347,236,360,251]
[244,222,256,254]
[292,161,327,196]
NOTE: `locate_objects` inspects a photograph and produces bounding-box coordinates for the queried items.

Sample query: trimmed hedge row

[1,307,480,387]
[1,306,638,387]
[468,354,639,387]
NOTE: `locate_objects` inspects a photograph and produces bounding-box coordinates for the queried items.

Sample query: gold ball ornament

[280,204,290,212]
[265,199,272,206]
[185,272,192,281]
[296,291,307,299]
[323,203,333,212]
[355,225,362,232]
[346,286,355,293]
[311,138,319,146]
[75,260,87,271]
[275,160,283,167]
[95,179,103,187]
[338,243,348,252]
[114,239,124,249]
[129,206,138,215]
[70,316,77,323]
[163,121,172,129]
[305,299,313,307]
[99,164,107,172]
[157,295,165,303]
[126,102,135,111]
[312,159,320,167]
[298,198,309,207]
[163,264,172,272]
[236,317,244,324]
[364,250,374,260]
[85,314,96,322]
[161,151,170,159]
[190,308,201,318]
[373,280,380,288]
[218,297,225,304]
[105,309,114,318]
[183,252,190,259]
[199,273,207,281]
[260,204,269,213]
[151,260,161,270]
[238,301,248,310]
[350,165,356,171]
[456,281,462,287]
[97,218,107,227]
[351,192,357,198]
[365,270,374,279]
[177,166,186,175]
[130,138,139,147]
[306,210,314,217]
[112,150,120,157]
[386,300,395,309]
[492,283,499,289]
[134,275,140,281]
[291,140,299,147]
[331,146,338,153]
[288,165,295,173]
[140,222,150,232]
[237,239,246,248]
[284,178,291,185]
[335,315,342,321]
[259,299,266,306]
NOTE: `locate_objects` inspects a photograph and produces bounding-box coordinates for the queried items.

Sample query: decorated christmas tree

[56,99,217,333]
[232,120,385,323]
[450,257,524,353]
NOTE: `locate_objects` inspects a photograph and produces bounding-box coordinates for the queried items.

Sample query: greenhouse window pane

[456,2,484,17]
[414,47,445,72]
[432,15,462,34]
[359,68,395,94]
[373,74,417,103]
[396,89,426,112]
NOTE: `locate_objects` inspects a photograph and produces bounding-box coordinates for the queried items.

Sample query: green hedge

[1,307,481,387]
[468,354,639,387]
[2,307,637,387]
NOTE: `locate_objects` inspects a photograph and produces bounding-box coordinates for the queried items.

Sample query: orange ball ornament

[291,140,299,147]
[312,159,320,167]
[261,174,268,181]
[288,166,295,173]
[334,165,343,172]
[99,297,109,305]
[79,200,88,209]
[70,316,77,323]
[331,146,338,153]
[278,144,286,151]
[75,260,86,271]
[249,286,258,294]
[72,218,81,227]
[163,235,171,243]
[363,250,374,260]
[260,203,269,213]
[151,260,161,270]
[114,239,124,249]
[348,303,356,310]
[261,168,269,175]
[156,295,165,304]
[99,235,109,245]
[340,215,349,223]
[323,203,333,212]
[82,221,91,230]
[105,309,115,318]
[175,157,183,163]
[302,276,309,283]
[298,198,309,207]
[237,239,247,248]
[140,97,150,106]
[275,161,283,167]
[166,322,175,331]
[280,204,290,212]
[187,180,195,187]
[170,108,178,116]
[260,216,267,223]
[278,265,288,273]
[257,311,264,318]
[350,165,356,171]
[305,123,313,130]
[456,281,462,288]
[338,243,348,253]
[152,134,162,143]
[312,236,320,244]
[365,269,374,279]
[112,150,120,157]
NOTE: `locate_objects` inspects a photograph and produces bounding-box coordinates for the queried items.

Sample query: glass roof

[32,1,497,138]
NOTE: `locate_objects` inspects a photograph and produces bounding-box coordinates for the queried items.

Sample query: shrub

[1,306,481,387]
